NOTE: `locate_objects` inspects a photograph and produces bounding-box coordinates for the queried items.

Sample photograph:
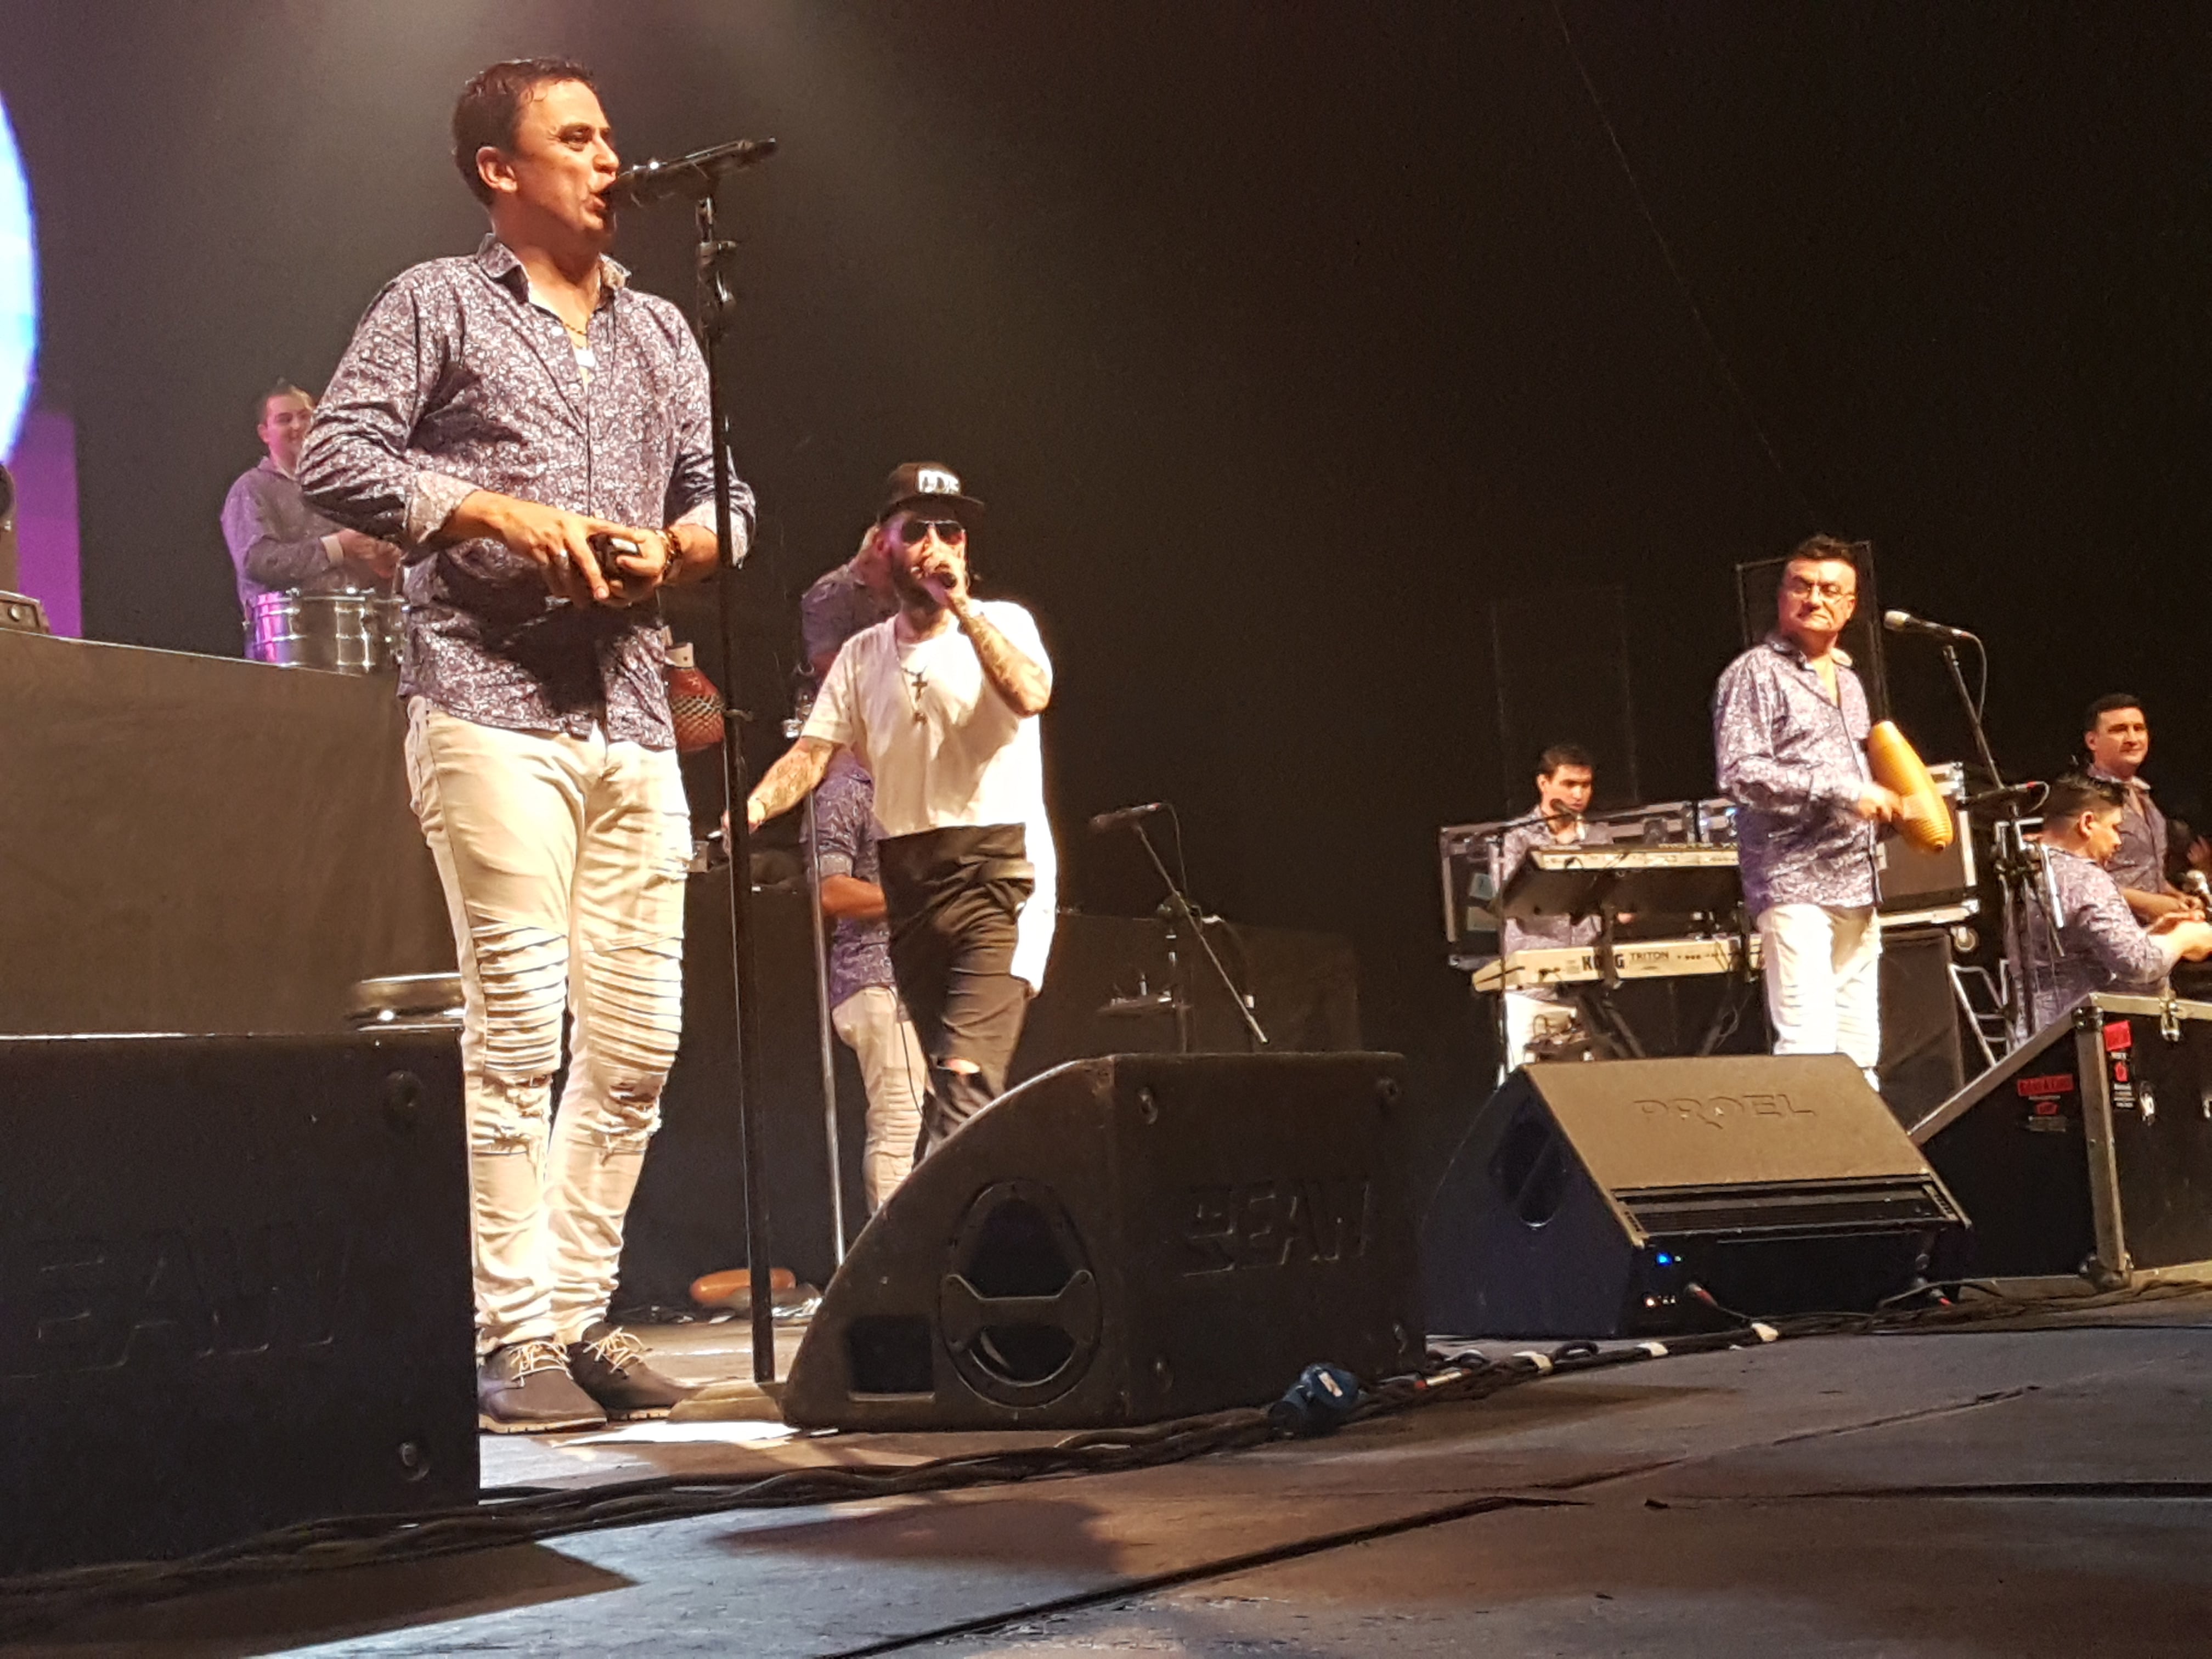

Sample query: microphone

[1090,802,1165,834]
[605,137,777,210]
[1883,608,1976,642]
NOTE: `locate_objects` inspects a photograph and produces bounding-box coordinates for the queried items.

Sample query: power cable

[0,1278,2197,1639]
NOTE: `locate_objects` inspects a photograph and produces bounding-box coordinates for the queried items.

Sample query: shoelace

[504,1338,571,1379]
[580,1327,648,1374]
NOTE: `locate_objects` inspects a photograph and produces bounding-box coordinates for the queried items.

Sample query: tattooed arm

[950,596,1052,717]
[747,737,836,830]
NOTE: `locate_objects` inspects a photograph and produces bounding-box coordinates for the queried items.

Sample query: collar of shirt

[826,558,887,602]
[1761,630,1853,672]
[473,233,629,306]
[2086,764,2152,802]
[258,455,297,483]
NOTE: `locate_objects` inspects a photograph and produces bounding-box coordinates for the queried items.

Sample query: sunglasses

[894,518,967,547]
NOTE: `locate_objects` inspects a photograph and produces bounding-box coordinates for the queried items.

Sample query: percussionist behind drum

[221,380,399,654]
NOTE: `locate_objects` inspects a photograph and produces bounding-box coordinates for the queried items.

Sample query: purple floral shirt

[298,235,755,747]
[1497,817,1606,957]
[2086,766,2170,900]
[1713,633,1880,914]
[2010,844,2172,1039]
[219,458,353,614]
[800,558,898,685]
[813,751,895,1009]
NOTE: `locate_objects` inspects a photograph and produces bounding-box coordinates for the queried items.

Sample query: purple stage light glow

[0,95,32,458]
[1,92,80,635]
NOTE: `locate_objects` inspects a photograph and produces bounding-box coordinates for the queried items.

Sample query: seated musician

[221,381,399,650]
[2010,774,2212,1041]
[2079,694,2203,924]
[1497,743,1602,1068]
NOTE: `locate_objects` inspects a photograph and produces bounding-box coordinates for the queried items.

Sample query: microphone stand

[1116,817,1268,1050]
[692,190,777,1386]
[1929,635,2051,1049]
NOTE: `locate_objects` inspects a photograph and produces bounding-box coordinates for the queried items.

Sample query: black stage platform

[12,1291,2212,1656]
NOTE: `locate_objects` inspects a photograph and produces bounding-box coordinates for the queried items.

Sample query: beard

[889,558,944,613]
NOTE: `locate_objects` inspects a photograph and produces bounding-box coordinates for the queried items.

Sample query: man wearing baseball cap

[749,464,1053,1153]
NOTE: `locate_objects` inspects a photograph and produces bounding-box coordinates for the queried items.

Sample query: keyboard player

[1497,743,1605,1068]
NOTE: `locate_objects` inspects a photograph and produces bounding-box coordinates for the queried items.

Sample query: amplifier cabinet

[1913,994,2212,1284]
[1878,764,1976,915]
[0,1031,476,1572]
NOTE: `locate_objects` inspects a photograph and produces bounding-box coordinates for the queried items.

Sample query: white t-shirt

[804,600,1052,843]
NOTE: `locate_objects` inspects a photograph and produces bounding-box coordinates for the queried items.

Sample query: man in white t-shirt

[748,462,1052,1153]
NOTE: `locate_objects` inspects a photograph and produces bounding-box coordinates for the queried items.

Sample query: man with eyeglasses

[1713,535,1900,1091]
[748,464,1052,1154]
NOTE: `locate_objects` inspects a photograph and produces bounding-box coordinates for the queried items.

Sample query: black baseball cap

[876,461,986,526]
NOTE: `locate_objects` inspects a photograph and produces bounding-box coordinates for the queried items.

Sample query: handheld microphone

[1090,802,1165,834]
[605,137,777,210]
[1883,608,1976,643]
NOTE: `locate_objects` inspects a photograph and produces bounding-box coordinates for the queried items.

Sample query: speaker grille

[1622,1176,1960,1240]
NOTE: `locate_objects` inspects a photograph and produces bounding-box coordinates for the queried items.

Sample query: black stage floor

[14,1297,2212,1656]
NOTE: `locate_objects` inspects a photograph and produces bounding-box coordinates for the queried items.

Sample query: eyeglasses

[1782,577,1854,601]
[895,518,966,547]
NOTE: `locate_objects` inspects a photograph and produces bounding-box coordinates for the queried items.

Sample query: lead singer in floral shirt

[302,58,755,1434]
[1713,535,1900,1091]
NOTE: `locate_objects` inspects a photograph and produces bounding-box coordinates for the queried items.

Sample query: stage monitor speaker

[1423,1056,1965,1338]
[0,1030,476,1574]
[782,1052,1423,1431]
[1913,993,2212,1285]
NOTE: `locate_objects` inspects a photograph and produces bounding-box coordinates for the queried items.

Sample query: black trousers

[878,823,1035,1154]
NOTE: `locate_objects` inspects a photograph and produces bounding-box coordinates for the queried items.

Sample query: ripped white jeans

[830,985,927,1214]
[404,699,691,1352]
[1757,902,1883,1092]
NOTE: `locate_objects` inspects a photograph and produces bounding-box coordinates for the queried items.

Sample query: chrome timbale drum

[247,589,402,673]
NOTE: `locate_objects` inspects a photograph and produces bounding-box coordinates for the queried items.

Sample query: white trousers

[830,984,928,1213]
[1501,989,1578,1074]
[1758,902,1882,1090]
[404,700,691,1352]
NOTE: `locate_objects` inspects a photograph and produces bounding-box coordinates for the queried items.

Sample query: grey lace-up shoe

[478,1339,608,1434]
[566,1322,698,1420]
